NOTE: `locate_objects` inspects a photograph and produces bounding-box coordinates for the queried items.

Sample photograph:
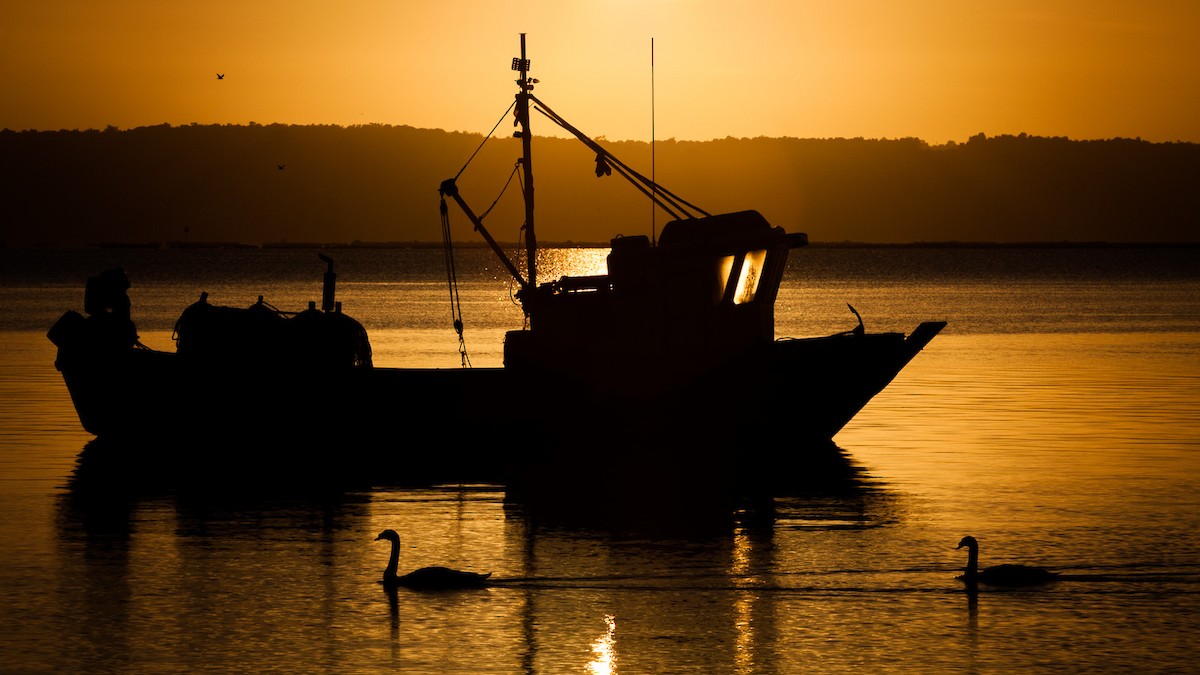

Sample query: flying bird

[216,73,224,80]
[277,164,285,170]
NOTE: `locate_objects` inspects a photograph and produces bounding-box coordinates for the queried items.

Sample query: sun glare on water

[535,248,611,281]
[587,614,618,675]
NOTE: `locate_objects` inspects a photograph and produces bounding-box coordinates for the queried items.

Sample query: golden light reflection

[731,525,756,674]
[734,596,754,675]
[715,255,736,303]
[733,250,767,305]
[536,248,610,281]
[587,614,617,675]
[730,525,752,578]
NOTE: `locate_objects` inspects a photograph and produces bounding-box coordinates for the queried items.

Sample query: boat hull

[51,321,944,493]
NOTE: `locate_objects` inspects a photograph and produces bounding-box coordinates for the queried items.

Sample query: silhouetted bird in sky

[374,529,491,590]
[216,73,224,80]
[277,164,285,170]
[956,535,1059,587]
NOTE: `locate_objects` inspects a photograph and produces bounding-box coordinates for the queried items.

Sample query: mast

[514,34,537,289]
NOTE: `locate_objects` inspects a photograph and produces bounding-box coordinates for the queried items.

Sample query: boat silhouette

[47,35,944,496]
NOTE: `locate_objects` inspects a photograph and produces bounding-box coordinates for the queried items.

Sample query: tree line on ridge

[1,124,1195,246]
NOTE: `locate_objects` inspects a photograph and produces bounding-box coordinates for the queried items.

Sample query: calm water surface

[1,246,1198,673]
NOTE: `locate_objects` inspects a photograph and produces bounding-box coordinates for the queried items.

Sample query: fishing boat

[48,36,944,496]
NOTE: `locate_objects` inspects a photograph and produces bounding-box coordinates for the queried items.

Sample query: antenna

[651,37,657,246]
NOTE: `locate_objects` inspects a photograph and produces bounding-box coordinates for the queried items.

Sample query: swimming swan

[956,535,1059,587]
[374,529,491,589]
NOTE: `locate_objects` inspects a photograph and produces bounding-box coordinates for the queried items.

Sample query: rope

[529,94,710,220]
[440,101,527,368]
[454,100,517,182]
[479,162,522,221]
[439,195,471,368]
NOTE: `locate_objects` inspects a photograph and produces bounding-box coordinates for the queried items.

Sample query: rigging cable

[479,162,523,221]
[439,100,521,368]
[530,94,709,220]
[439,194,471,368]
[453,100,517,181]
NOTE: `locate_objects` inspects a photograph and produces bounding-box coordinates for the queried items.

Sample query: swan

[374,529,491,590]
[956,535,1059,587]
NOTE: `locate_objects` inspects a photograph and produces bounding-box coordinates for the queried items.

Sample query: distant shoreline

[5,127,1197,246]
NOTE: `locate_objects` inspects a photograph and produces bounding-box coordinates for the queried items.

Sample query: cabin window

[714,255,736,304]
[732,250,767,305]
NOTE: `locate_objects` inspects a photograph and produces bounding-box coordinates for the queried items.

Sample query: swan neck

[384,537,399,581]
[965,545,979,576]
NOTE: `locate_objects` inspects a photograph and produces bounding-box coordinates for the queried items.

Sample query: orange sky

[3,1,1199,144]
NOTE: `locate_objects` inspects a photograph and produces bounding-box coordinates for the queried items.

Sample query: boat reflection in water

[57,430,891,673]
[62,421,878,534]
[47,35,943,504]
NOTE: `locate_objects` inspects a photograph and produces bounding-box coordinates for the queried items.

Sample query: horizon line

[3,123,1197,147]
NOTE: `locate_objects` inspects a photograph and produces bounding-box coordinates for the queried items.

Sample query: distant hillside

[1,124,1197,246]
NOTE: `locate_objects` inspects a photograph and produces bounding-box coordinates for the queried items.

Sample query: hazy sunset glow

[3,1,1198,144]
